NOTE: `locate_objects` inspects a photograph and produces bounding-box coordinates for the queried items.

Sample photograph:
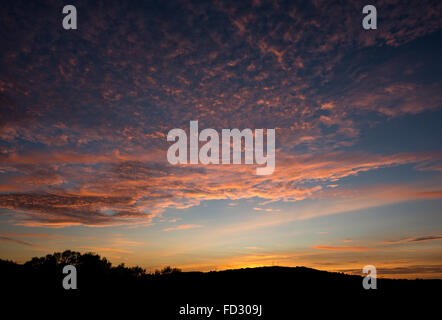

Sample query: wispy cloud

[0,236,42,248]
[78,246,133,254]
[340,265,442,277]
[312,245,371,252]
[382,235,442,245]
[1,151,440,227]
[253,207,280,213]
[163,224,204,232]
[0,233,60,239]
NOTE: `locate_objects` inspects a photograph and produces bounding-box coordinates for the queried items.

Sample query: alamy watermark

[362,265,377,289]
[62,5,77,30]
[362,5,377,30]
[61,4,377,31]
[166,121,275,175]
[62,265,77,289]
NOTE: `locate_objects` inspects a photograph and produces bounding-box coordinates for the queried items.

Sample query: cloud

[0,236,41,248]
[163,224,204,232]
[0,193,153,227]
[244,246,264,251]
[253,207,280,213]
[382,235,442,245]
[409,236,442,242]
[0,150,441,227]
[0,0,441,229]
[0,233,60,239]
[0,0,440,152]
[312,245,371,252]
[340,265,442,277]
[77,246,133,254]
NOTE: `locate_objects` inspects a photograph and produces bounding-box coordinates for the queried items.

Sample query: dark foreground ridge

[1,251,439,317]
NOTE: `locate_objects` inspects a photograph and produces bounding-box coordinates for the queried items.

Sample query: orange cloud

[0,0,441,230]
[163,224,204,232]
[78,246,133,254]
[0,233,60,239]
[312,245,371,252]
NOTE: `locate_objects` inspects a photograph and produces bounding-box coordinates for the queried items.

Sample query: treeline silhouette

[1,250,439,317]
[1,250,183,291]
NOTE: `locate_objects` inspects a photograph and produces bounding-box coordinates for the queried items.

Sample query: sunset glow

[1,0,441,280]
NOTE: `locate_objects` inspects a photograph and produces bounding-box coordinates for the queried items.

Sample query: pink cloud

[163,224,204,232]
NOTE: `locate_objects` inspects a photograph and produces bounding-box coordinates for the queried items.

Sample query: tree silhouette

[0,248,439,318]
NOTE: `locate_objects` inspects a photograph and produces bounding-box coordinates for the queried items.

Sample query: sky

[0,0,441,279]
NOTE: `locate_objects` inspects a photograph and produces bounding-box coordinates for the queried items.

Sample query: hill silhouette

[1,250,439,318]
